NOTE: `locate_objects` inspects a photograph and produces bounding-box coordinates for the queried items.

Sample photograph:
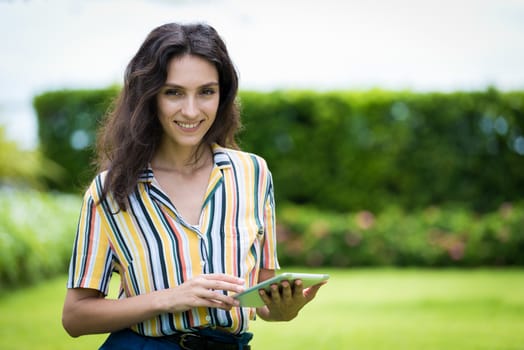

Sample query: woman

[62,22,325,350]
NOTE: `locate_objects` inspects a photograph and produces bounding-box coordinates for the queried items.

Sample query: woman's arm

[62,273,245,337]
[255,268,326,322]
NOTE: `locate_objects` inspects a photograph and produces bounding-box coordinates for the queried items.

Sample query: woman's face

[156,54,220,151]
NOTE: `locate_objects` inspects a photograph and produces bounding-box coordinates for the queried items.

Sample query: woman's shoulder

[82,171,123,211]
[83,170,109,199]
[213,144,269,170]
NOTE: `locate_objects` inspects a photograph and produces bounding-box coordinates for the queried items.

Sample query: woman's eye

[165,89,182,96]
[201,88,216,96]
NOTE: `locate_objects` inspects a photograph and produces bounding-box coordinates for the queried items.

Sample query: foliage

[276,201,524,267]
[238,88,524,213]
[34,87,524,211]
[1,191,523,293]
[0,189,80,291]
[33,86,119,193]
[0,125,63,188]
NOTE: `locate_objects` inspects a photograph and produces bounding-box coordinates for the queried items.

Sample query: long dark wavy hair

[96,22,241,210]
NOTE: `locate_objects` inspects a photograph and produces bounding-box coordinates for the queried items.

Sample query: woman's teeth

[176,121,199,129]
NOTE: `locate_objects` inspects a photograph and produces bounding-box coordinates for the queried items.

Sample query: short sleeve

[260,169,280,270]
[66,180,114,295]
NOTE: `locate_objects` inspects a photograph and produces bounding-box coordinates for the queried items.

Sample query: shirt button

[205,316,211,322]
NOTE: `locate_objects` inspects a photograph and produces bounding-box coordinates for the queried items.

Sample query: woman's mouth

[175,121,201,130]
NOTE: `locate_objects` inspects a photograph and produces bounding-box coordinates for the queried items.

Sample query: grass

[1,268,523,350]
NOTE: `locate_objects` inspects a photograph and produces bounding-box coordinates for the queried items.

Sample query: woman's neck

[151,143,213,176]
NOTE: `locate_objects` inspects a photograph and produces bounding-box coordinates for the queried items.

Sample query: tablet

[233,272,329,307]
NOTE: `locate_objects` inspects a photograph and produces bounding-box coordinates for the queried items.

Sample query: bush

[0,189,80,291]
[34,87,524,210]
[33,86,119,193]
[1,191,522,292]
[0,125,63,188]
[276,202,524,267]
[238,88,524,213]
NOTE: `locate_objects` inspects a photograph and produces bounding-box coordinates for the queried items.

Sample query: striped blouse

[67,144,280,336]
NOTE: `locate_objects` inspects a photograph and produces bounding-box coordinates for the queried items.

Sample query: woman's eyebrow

[162,82,219,88]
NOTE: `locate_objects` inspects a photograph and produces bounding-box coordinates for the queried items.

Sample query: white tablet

[233,272,329,307]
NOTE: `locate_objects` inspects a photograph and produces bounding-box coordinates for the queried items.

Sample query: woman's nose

[181,96,199,118]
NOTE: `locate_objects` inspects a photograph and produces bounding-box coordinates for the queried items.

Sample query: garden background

[2,87,524,349]
[2,0,524,349]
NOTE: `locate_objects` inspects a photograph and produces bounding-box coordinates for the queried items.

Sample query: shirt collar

[211,143,232,169]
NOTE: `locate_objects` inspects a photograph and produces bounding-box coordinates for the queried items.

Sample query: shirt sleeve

[260,168,280,270]
[66,179,114,295]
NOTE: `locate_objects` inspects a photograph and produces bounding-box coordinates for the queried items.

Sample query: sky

[1,0,524,148]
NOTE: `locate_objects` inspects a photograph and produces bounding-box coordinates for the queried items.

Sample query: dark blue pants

[99,328,253,349]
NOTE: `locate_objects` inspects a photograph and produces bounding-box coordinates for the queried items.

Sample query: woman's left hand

[257,279,327,321]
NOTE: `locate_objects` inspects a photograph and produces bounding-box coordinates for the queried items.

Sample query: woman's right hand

[154,273,245,313]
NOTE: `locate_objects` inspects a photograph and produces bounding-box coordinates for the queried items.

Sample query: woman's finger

[202,274,245,285]
[281,281,293,301]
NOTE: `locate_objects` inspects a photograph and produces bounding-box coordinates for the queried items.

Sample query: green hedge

[238,89,524,213]
[34,88,524,212]
[33,86,119,192]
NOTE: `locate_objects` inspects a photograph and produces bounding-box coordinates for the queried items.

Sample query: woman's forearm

[62,274,244,337]
[62,288,162,337]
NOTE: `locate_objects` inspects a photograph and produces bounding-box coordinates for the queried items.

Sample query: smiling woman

[61,22,326,350]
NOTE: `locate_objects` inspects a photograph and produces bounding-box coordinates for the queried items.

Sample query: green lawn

[1,268,523,350]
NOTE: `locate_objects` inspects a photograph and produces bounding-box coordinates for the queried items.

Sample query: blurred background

[2,0,524,149]
[1,0,524,349]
